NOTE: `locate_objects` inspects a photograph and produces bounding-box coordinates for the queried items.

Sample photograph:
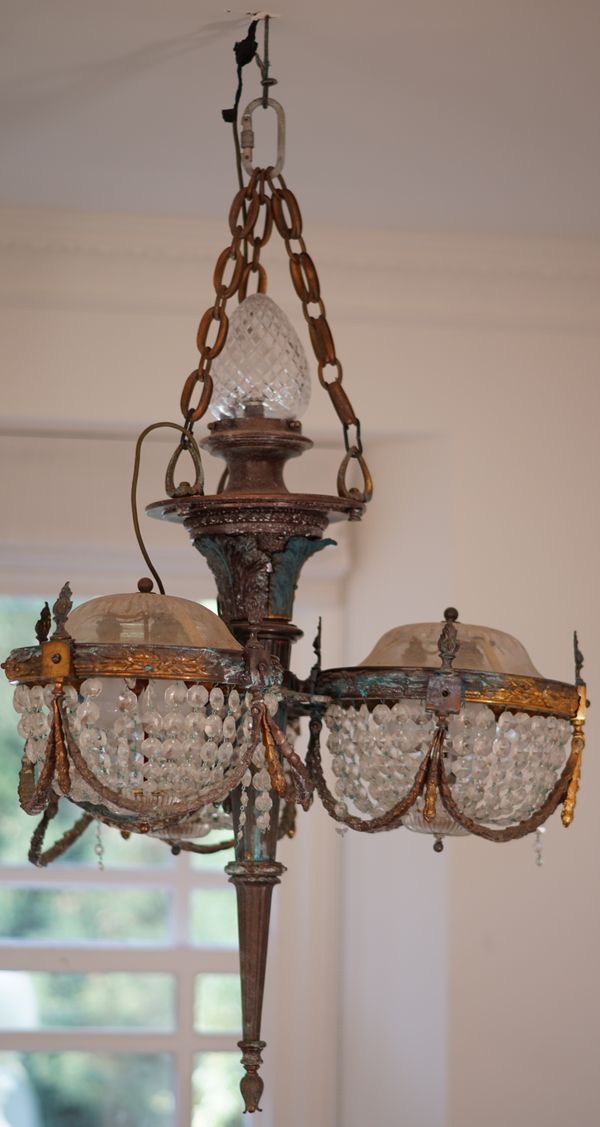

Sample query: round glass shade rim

[315,665,578,719]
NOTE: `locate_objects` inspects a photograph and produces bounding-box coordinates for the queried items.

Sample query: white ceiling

[2,0,600,237]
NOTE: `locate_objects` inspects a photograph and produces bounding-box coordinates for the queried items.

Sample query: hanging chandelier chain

[266,169,373,502]
[180,169,269,424]
[178,165,372,502]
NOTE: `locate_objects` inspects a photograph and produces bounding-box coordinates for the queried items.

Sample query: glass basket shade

[210,294,311,420]
[324,699,571,831]
[10,593,253,831]
[322,619,573,835]
[14,678,254,830]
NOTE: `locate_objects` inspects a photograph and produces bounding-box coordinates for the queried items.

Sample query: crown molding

[1,206,600,332]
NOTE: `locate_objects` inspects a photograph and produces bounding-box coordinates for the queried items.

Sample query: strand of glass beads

[236,690,281,839]
[534,825,545,867]
[324,700,435,821]
[447,706,571,828]
[94,820,105,871]
[14,678,255,822]
[13,684,52,765]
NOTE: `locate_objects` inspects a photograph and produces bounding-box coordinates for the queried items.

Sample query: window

[0,597,244,1126]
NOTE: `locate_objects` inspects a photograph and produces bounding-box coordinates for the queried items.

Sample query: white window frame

[0,817,243,1125]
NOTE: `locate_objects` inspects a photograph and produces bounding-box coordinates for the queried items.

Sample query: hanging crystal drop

[210,294,311,420]
[534,825,545,867]
[95,821,105,872]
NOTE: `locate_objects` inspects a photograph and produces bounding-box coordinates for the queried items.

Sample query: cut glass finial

[210,294,310,420]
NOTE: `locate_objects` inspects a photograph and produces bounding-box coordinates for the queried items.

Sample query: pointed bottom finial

[239,1039,266,1113]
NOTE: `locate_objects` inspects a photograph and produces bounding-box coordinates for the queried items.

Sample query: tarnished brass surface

[147,491,363,534]
[28,796,93,868]
[315,666,579,719]
[4,643,247,685]
[201,417,313,496]
[562,684,587,827]
[40,638,72,681]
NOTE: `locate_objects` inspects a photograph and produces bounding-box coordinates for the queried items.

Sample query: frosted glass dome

[66,591,242,650]
[210,294,310,420]
[360,621,540,676]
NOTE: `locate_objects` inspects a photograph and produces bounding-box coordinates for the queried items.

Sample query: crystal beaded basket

[310,609,584,844]
[4,585,282,839]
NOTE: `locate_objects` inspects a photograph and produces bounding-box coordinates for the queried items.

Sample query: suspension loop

[239,261,268,301]
[337,446,374,504]
[165,430,205,499]
[240,98,286,177]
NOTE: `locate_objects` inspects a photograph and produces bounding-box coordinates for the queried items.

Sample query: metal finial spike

[51,582,73,639]
[433,837,444,854]
[35,602,51,644]
[574,631,584,685]
[438,607,460,670]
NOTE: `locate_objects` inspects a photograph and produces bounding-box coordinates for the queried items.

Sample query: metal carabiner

[240,97,286,177]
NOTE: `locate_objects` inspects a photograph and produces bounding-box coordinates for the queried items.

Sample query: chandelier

[1,18,588,1115]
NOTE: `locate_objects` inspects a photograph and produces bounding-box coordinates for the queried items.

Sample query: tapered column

[145,419,363,1112]
[226,855,286,1112]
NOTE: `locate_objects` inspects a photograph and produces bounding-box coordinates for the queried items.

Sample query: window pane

[0,888,169,943]
[190,832,235,873]
[0,972,175,1031]
[192,1053,244,1127]
[195,975,241,1033]
[191,891,238,948]
[0,1052,174,1127]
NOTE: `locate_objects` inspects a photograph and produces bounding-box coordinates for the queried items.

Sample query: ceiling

[2,0,600,237]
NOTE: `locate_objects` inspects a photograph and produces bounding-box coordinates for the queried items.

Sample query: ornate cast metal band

[4,643,249,686]
[315,666,579,719]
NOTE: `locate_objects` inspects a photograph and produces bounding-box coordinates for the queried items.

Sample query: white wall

[1,208,600,1127]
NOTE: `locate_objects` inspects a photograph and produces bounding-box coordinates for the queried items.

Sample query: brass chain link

[180,169,271,424]
[178,166,372,503]
[267,170,372,503]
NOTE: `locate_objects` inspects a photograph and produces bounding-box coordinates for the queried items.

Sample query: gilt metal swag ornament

[2,19,587,1114]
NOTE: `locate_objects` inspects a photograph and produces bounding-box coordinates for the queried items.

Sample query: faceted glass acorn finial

[210,294,311,420]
